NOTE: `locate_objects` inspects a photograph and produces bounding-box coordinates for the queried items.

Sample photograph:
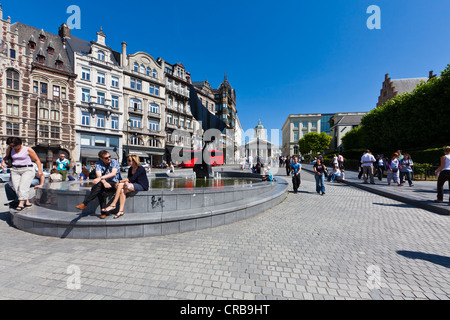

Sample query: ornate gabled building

[0,7,77,169]
[63,26,124,167]
[120,42,166,166]
[160,60,194,163]
[376,71,435,107]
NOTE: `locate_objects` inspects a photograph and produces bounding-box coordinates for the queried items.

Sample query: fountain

[9,87,288,238]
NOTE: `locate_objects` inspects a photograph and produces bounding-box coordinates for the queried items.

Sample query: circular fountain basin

[10,172,288,239]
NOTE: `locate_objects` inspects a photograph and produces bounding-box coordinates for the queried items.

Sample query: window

[311,122,317,128]
[48,47,54,55]
[149,84,155,95]
[39,108,49,119]
[33,81,38,93]
[97,92,105,105]
[36,54,45,64]
[98,50,105,61]
[81,112,90,126]
[302,121,308,128]
[167,113,172,124]
[97,72,105,85]
[53,85,60,98]
[9,49,16,59]
[29,41,36,50]
[111,116,119,130]
[110,137,119,148]
[293,122,299,128]
[61,87,67,100]
[130,98,141,110]
[147,67,152,76]
[152,69,157,78]
[129,116,141,128]
[186,119,191,129]
[180,118,185,128]
[51,110,60,121]
[130,78,141,90]
[149,119,159,131]
[173,116,179,126]
[6,122,19,136]
[149,103,159,114]
[149,138,158,147]
[111,76,119,88]
[39,125,49,138]
[81,135,91,146]
[55,61,63,69]
[111,95,119,108]
[40,82,48,95]
[133,62,139,72]
[39,34,45,42]
[168,97,173,106]
[82,88,90,102]
[140,65,145,74]
[154,85,160,96]
[51,126,60,139]
[94,136,107,147]
[293,132,299,141]
[6,69,19,90]
[130,136,142,146]
[81,68,90,81]
[97,115,106,128]
[6,96,19,116]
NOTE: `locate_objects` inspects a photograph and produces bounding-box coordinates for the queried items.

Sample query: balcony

[128,107,143,115]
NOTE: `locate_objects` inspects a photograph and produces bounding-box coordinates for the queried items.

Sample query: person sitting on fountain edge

[75,150,121,218]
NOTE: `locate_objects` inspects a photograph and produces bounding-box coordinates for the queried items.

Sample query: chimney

[385,73,389,80]
[429,70,436,79]
[58,23,71,47]
[121,41,127,67]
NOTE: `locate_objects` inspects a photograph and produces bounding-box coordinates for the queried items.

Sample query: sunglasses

[103,156,111,160]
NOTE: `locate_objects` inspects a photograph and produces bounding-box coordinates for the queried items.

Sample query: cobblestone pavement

[0,169,448,300]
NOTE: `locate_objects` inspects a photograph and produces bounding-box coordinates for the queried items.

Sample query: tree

[298,132,332,155]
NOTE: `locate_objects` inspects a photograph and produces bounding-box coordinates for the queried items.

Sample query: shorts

[132,183,145,191]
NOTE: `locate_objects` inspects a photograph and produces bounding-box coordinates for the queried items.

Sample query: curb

[302,168,450,216]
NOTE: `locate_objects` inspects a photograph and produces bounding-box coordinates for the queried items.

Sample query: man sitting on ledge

[75,150,120,219]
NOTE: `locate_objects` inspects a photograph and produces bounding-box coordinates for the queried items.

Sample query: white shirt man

[361,150,376,184]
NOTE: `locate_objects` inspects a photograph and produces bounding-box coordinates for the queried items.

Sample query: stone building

[161,60,194,164]
[0,8,77,169]
[376,71,436,107]
[328,112,367,152]
[63,26,124,167]
[120,43,166,166]
[245,120,273,165]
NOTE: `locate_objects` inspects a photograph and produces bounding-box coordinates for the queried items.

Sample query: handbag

[4,148,12,168]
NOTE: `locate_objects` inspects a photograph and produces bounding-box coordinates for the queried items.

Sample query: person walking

[434,146,450,203]
[285,156,291,176]
[290,156,302,193]
[374,154,385,181]
[338,154,344,169]
[56,153,70,181]
[387,153,401,186]
[102,154,149,219]
[313,157,327,195]
[399,153,414,187]
[75,150,121,218]
[361,149,376,184]
[1,137,44,212]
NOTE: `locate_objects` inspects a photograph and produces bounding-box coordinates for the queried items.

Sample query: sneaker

[410,184,414,187]
[387,183,391,186]
[434,199,443,203]
[398,184,403,186]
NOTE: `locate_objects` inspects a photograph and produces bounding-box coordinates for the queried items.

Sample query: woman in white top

[434,146,450,203]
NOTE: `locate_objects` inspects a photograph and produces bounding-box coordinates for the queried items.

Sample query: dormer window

[97,50,105,61]
[55,54,63,69]
[39,29,46,42]
[28,35,36,50]
[47,41,54,55]
[36,48,45,64]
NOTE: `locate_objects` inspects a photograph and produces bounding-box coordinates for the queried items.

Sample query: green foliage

[342,64,450,153]
[298,132,332,155]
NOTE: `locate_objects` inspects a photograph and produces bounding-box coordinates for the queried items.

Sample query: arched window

[147,67,152,76]
[152,69,157,78]
[6,69,19,90]
[97,50,105,61]
[130,98,141,110]
[140,65,145,74]
[133,62,139,72]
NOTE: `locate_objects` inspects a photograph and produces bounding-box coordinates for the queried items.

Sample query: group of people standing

[358,149,415,186]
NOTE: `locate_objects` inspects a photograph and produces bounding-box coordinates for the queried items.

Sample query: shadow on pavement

[397,250,450,269]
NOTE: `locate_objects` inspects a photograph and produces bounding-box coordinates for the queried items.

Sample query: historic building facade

[0,8,77,169]
[121,42,166,166]
[63,26,124,166]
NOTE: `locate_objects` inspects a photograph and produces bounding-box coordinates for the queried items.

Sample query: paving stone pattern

[0,170,448,300]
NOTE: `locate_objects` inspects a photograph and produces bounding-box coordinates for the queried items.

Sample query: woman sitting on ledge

[103,154,149,219]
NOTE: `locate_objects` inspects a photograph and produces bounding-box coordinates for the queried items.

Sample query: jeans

[315,173,325,194]
[292,173,301,192]
[400,171,413,186]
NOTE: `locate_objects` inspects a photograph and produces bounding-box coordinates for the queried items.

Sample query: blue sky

[5,0,450,144]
